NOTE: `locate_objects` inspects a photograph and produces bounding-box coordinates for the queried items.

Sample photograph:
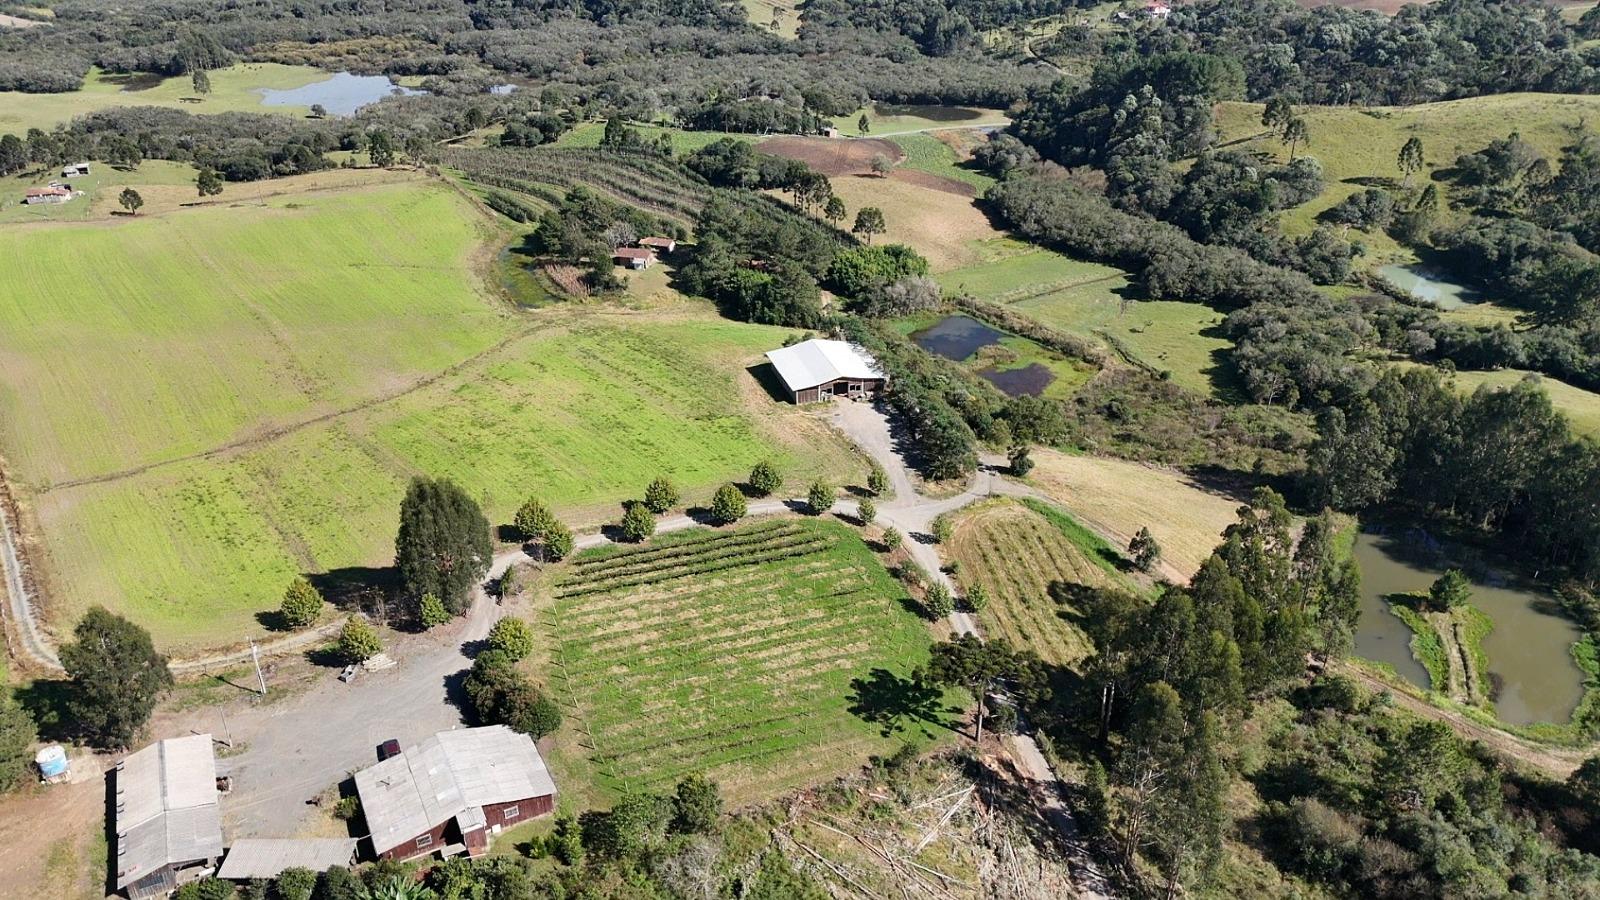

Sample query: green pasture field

[3,178,862,651]
[1214,93,1600,259]
[540,519,948,804]
[1448,370,1600,438]
[831,103,1009,137]
[0,63,336,132]
[739,0,801,37]
[0,160,201,224]
[946,499,1103,666]
[887,133,996,192]
[937,246,1231,395]
[553,122,756,154]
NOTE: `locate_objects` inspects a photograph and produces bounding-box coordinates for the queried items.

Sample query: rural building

[638,236,677,254]
[764,339,888,404]
[613,247,656,269]
[217,838,358,881]
[821,126,841,138]
[24,185,72,204]
[354,726,557,863]
[61,162,91,177]
[113,734,225,899]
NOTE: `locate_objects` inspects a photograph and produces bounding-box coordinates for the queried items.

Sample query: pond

[1378,263,1483,310]
[257,72,425,116]
[910,314,1061,398]
[1352,529,1585,726]
[977,363,1054,397]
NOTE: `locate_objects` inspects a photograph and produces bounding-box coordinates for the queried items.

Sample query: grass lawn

[937,245,1232,395]
[739,0,801,37]
[1214,93,1600,261]
[0,63,335,132]
[947,499,1106,666]
[3,176,863,651]
[553,122,756,154]
[1447,369,1600,438]
[1026,449,1243,582]
[887,133,996,192]
[831,104,1009,137]
[537,519,949,805]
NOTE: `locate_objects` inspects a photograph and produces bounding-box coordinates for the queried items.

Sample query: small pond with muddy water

[1352,528,1585,726]
[909,314,1058,397]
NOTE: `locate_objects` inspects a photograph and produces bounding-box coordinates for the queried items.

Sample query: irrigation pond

[1352,529,1585,726]
[257,72,424,115]
[1378,263,1483,310]
[910,314,1061,397]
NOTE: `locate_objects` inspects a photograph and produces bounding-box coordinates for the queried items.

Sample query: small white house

[638,236,677,254]
[24,186,72,205]
[60,162,90,177]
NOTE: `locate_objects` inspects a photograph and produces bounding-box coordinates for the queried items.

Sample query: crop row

[559,528,822,592]
[568,520,800,574]
[554,535,836,598]
[558,560,841,633]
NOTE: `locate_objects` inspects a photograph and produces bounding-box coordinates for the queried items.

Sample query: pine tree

[643,475,679,514]
[620,503,656,542]
[749,460,783,497]
[807,479,834,515]
[710,483,747,524]
[866,462,890,496]
[280,577,325,627]
[419,593,451,628]
[338,618,382,663]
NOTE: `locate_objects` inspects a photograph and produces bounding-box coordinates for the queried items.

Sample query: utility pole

[250,641,266,696]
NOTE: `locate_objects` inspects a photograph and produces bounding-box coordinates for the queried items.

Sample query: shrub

[643,475,680,514]
[807,479,834,515]
[280,577,324,628]
[173,879,234,900]
[1430,569,1471,610]
[931,514,953,544]
[749,460,782,497]
[332,796,360,821]
[925,583,955,618]
[867,463,890,496]
[552,814,584,866]
[514,496,559,542]
[620,503,656,542]
[710,483,747,524]
[882,527,903,552]
[857,497,876,523]
[274,867,317,900]
[1008,445,1034,476]
[338,618,381,664]
[672,772,723,834]
[463,651,563,738]
[419,592,451,629]
[965,583,988,613]
[543,523,575,561]
[497,565,522,600]
[488,617,535,660]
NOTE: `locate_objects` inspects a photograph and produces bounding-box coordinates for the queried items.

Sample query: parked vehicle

[377,739,402,761]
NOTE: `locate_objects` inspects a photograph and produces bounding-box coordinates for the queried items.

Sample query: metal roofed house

[353,725,557,862]
[217,838,358,881]
[637,236,677,254]
[24,185,72,204]
[764,338,888,404]
[612,246,656,269]
[113,734,224,899]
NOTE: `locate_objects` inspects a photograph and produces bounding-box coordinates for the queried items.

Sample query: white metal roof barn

[763,339,887,404]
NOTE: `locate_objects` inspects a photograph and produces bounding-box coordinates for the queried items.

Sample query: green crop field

[2,177,862,651]
[0,63,339,132]
[938,245,1232,395]
[1214,93,1600,259]
[947,499,1104,666]
[830,103,1009,136]
[541,519,947,803]
[888,133,996,192]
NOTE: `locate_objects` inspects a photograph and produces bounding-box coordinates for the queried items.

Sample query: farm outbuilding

[612,247,656,269]
[61,162,91,177]
[217,838,357,881]
[638,236,677,254]
[24,185,72,204]
[354,726,557,863]
[113,734,225,899]
[764,339,887,404]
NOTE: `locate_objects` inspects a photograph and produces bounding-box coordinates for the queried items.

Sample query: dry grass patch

[826,175,1003,271]
[947,499,1101,666]
[1026,449,1244,582]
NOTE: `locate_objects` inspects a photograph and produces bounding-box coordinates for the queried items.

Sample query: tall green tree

[1261,96,1293,136]
[61,606,172,748]
[196,167,223,197]
[0,690,37,792]
[118,187,143,215]
[671,773,722,834]
[1429,569,1472,611]
[395,476,492,616]
[852,207,886,244]
[367,130,395,168]
[1283,117,1310,162]
[1398,136,1425,188]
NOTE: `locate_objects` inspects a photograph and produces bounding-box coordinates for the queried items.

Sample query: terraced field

[946,499,1107,666]
[544,520,945,802]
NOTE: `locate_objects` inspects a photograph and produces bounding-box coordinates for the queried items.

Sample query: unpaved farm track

[0,464,58,669]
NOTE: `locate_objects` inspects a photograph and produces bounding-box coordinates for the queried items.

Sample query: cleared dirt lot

[757,135,903,176]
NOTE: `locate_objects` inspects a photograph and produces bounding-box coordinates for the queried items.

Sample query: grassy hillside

[1215,93,1600,258]
[2,177,862,650]
[0,63,336,131]
[540,519,946,804]
[1449,370,1600,438]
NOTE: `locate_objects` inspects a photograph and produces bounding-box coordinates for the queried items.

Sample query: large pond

[257,72,425,116]
[910,314,1057,398]
[1352,529,1585,726]
[1378,263,1483,310]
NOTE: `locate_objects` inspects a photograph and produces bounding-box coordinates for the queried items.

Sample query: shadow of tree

[847,668,949,737]
[16,679,77,744]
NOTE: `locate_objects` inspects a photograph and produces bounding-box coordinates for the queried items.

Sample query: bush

[274,867,317,900]
[882,527,903,552]
[332,796,360,821]
[807,479,834,515]
[965,583,988,613]
[543,523,575,562]
[710,483,747,525]
[419,592,451,629]
[643,475,680,514]
[857,497,876,523]
[463,652,563,738]
[931,514,953,544]
[749,460,783,497]
[1008,445,1034,476]
[620,503,656,542]
[514,496,559,543]
[552,814,584,866]
[488,617,535,660]
[867,463,890,496]
[279,577,324,628]
[338,618,381,664]
[925,583,955,618]
[672,772,723,834]
[174,879,234,900]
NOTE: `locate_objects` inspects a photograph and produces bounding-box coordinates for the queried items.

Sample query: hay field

[3,178,862,650]
[0,63,334,132]
[825,175,1002,271]
[542,519,945,803]
[830,104,1009,136]
[1214,93,1600,254]
[938,245,1232,395]
[947,499,1104,665]
[1026,450,1243,582]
